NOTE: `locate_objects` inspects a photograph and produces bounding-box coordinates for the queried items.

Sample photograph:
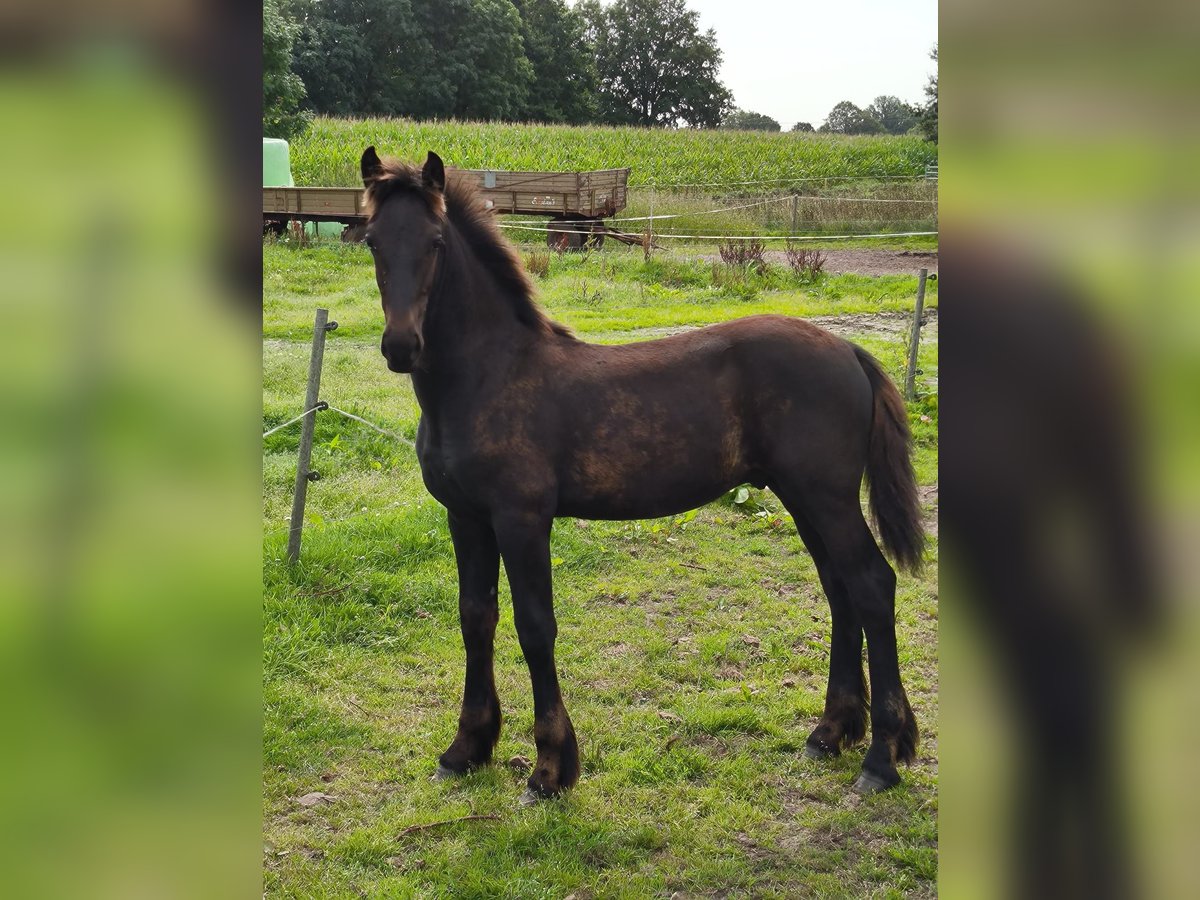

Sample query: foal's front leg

[436,512,502,777]
[495,512,579,802]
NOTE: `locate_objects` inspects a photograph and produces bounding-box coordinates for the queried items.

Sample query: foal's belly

[554,435,757,521]
[548,373,759,520]
[555,480,741,521]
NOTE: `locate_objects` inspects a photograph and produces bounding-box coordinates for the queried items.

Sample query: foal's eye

[432,235,445,249]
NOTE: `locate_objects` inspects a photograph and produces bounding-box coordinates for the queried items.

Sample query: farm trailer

[263,167,632,249]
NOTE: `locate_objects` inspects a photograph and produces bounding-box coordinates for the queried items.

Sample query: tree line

[265,0,936,144]
[266,0,731,136]
[723,48,937,140]
[722,92,929,137]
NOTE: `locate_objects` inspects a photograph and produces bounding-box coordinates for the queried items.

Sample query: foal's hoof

[852,770,898,795]
[518,783,565,807]
[430,765,460,782]
[518,787,544,807]
[803,738,839,760]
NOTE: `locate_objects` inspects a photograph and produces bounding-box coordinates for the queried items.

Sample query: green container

[263,138,294,187]
[300,221,346,239]
[263,138,343,239]
[263,138,342,238]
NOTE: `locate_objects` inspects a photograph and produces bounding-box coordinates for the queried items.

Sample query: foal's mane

[365,159,574,339]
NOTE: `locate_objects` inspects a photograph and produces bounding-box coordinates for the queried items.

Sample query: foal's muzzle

[381,330,422,373]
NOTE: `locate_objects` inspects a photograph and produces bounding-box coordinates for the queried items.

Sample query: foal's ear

[361,146,383,186]
[422,151,446,192]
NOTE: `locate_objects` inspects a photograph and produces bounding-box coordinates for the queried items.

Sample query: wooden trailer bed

[264,167,631,249]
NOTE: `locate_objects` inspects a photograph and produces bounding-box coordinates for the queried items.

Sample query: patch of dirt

[696,248,937,277]
[613,308,937,345]
[812,248,937,277]
[733,830,774,864]
[776,784,839,815]
[638,589,678,604]
[593,591,630,606]
[809,307,937,343]
[756,576,813,602]
[775,822,891,858]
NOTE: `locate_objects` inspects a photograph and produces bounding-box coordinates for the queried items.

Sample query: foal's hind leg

[781,506,868,759]
[788,487,918,791]
[825,504,917,791]
[436,511,503,778]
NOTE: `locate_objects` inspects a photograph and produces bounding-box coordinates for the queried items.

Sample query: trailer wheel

[546,216,584,251]
[264,218,288,238]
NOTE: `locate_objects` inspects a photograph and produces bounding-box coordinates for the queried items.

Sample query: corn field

[292,117,936,188]
[290,117,939,239]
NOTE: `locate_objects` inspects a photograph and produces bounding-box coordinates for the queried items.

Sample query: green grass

[293,118,937,190]
[263,243,938,897]
[264,241,939,342]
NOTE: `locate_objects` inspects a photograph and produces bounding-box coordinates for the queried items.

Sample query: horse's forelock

[364,161,446,220]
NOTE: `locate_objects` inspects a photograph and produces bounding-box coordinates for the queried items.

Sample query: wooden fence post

[904,268,928,401]
[287,308,337,563]
[791,193,799,234]
[645,184,655,261]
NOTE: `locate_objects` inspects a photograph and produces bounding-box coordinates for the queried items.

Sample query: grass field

[263,241,939,897]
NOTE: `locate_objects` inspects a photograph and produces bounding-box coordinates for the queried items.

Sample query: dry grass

[784,243,827,281]
[718,238,769,273]
[524,249,551,279]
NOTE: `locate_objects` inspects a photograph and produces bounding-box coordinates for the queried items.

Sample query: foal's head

[361,147,447,373]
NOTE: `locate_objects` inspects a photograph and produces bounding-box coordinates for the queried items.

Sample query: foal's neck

[413,226,544,395]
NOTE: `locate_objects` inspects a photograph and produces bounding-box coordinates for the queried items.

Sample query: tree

[513,0,597,123]
[291,14,372,116]
[819,101,883,135]
[721,108,781,132]
[580,0,734,128]
[263,0,311,140]
[290,0,429,117]
[920,45,938,143]
[290,0,533,121]
[425,0,534,121]
[867,95,919,135]
[791,121,814,133]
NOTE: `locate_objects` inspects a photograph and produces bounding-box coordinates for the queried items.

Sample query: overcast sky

[587,0,938,130]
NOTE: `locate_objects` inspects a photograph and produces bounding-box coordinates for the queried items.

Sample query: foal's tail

[853,346,925,574]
